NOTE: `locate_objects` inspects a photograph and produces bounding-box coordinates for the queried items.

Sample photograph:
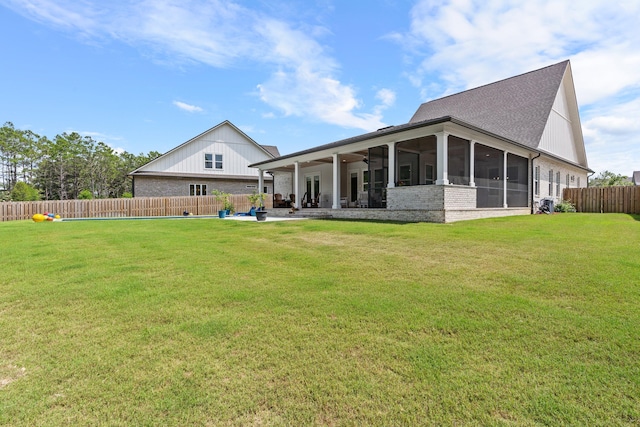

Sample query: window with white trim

[205,153,213,169]
[556,171,561,196]
[215,154,223,170]
[549,169,554,196]
[566,174,570,188]
[534,166,540,196]
[189,184,207,196]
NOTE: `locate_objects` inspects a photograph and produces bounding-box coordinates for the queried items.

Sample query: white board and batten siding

[538,72,588,167]
[137,122,271,176]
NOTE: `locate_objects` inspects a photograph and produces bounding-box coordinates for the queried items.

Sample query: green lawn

[1,214,638,426]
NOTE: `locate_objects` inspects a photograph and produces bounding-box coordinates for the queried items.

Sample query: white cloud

[581,97,640,174]
[3,0,387,131]
[397,0,640,104]
[173,101,203,113]
[375,89,396,108]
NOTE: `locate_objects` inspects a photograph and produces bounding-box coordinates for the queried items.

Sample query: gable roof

[410,61,569,149]
[130,120,276,174]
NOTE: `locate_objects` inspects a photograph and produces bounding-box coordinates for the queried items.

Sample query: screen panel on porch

[474,144,504,208]
[397,150,419,186]
[507,154,528,207]
[448,136,470,185]
[368,146,388,208]
[397,136,436,186]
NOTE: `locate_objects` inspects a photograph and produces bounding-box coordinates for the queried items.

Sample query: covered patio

[250,117,533,223]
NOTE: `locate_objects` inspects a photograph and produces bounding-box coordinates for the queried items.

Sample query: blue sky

[1,0,639,176]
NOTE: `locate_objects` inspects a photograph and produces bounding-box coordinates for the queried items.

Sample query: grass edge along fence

[0,194,272,222]
[564,186,640,214]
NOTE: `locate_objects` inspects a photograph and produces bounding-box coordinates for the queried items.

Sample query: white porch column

[294,161,300,209]
[332,153,340,209]
[503,151,508,208]
[435,132,449,185]
[469,140,476,187]
[258,169,264,196]
[387,142,396,188]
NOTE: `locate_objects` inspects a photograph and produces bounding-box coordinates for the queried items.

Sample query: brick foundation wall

[387,185,477,210]
[269,207,530,223]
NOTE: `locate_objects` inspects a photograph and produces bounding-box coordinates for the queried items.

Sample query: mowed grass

[0,214,638,426]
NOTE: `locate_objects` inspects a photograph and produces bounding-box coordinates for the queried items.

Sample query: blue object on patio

[234,207,256,217]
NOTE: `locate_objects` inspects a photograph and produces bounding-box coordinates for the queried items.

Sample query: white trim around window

[189,184,207,196]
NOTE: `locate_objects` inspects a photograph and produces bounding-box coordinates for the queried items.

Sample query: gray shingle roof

[260,145,280,158]
[410,60,569,149]
[633,171,640,185]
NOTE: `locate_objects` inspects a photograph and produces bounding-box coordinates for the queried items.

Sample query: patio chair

[273,193,288,208]
[358,192,369,208]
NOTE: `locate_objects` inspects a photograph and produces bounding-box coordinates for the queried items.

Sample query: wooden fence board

[563,186,640,214]
[0,193,275,222]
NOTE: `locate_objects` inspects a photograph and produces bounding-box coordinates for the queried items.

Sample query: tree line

[1,122,161,201]
[588,170,635,187]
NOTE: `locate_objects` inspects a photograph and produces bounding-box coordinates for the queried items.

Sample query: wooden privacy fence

[563,186,640,214]
[0,194,273,222]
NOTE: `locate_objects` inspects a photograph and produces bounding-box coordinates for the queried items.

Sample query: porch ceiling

[266,150,368,172]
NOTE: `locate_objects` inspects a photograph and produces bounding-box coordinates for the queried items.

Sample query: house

[633,171,640,186]
[251,60,591,222]
[130,120,279,197]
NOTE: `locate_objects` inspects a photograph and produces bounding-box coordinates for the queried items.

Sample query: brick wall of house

[273,172,293,199]
[534,157,588,205]
[133,176,270,197]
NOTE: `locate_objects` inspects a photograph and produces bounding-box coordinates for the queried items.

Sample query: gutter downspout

[587,170,595,187]
[531,153,541,214]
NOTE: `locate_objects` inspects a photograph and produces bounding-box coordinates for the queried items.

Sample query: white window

[549,169,554,196]
[566,174,570,188]
[189,184,207,196]
[205,153,223,169]
[556,171,561,196]
[534,166,540,196]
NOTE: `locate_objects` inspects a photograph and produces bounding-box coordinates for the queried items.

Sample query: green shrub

[555,199,576,212]
[121,192,133,198]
